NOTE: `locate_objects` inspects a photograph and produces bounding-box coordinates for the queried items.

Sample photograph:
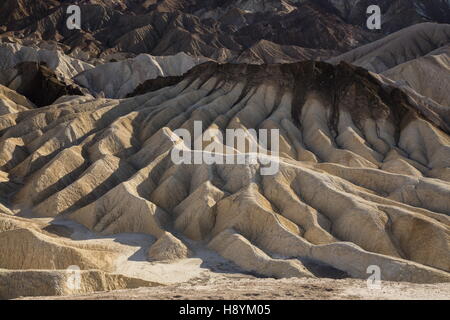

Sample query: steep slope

[233,2,376,52]
[0,0,375,61]
[74,52,209,98]
[0,213,119,271]
[329,23,450,73]
[316,0,450,33]
[0,62,85,107]
[0,85,34,115]
[0,269,158,300]
[0,42,207,100]
[0,0,60,29]
[235,40,337,64]
[2,0,449,64]
[1,61,449,284]
[383,46,450,106]
[0,211,162,299]
[148,0,450,31]
[0,42,94,79]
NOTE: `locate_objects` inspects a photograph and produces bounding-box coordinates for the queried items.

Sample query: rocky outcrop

[0,212,162,299]
[0,62,84,107]
[0,84,34,115]
[0,214,120,271]
[0,269,160,300]
[127,75,185,97]
[209,229,314,279]
[147,232,192,261]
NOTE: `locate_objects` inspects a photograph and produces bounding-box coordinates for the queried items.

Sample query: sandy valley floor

[20,275,450,300]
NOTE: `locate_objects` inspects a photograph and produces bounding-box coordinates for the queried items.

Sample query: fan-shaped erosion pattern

[1,61,450,292]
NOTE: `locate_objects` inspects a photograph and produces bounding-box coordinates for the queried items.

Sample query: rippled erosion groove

[0,61,450,293]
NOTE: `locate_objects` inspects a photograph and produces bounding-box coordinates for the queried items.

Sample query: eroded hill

[1,61,449,300]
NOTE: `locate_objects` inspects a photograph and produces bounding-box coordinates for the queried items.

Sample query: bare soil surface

[20,276,450,300]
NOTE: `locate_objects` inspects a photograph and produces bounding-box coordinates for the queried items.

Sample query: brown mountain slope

[315,0,450,33]
[0,0,388,61]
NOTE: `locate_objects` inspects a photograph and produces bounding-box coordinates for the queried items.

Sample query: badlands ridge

[0,0,449,299]
[0,57,450,298]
